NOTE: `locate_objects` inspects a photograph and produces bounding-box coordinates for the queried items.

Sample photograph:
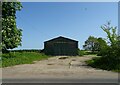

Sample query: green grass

[86,56,120,72]
[1,52,50,68]
[78,50,98,56]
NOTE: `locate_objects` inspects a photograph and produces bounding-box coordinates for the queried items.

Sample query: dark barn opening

[44,36,78,56]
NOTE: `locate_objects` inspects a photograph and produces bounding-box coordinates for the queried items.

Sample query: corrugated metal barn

[44,36,78,56]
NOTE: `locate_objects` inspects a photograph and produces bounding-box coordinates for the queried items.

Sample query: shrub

[87,45,120,72]
[86,22,120,72]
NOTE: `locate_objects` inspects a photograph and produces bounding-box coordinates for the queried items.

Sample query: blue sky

[15,2,118,50]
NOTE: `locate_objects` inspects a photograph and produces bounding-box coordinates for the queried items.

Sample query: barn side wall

[44,41,78,56]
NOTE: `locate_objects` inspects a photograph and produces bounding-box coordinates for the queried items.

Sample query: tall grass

[1,52,50,67]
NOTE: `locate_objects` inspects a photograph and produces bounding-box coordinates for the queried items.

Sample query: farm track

[1,55,118,83]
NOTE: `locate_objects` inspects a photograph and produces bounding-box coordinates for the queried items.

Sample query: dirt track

[1,55,118,83]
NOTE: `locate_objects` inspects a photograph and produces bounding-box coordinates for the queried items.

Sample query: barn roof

[44,36,78,43]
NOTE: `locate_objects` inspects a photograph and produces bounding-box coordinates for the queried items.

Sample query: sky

[15,2,118,50]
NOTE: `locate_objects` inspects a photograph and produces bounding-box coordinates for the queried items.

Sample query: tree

[83,36,107,52]
[2,2,22,52]
[97,37,109,56]
[97,37,108,51]
[83,36,99,52]
[86,22,120,71]
[100,21,120,57]
[101,21,118,46]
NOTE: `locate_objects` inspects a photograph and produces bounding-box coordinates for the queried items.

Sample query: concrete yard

[1,55,118,83]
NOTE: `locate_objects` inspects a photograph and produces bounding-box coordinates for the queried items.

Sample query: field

[1,52,50,67]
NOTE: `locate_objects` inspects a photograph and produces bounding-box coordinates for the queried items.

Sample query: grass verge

[1,52,50,68]
[86,56,120,72]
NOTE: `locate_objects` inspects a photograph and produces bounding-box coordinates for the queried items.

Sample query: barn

[44,36,78,56]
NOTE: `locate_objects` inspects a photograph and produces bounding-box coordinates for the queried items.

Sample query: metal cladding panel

[44,36,78,56]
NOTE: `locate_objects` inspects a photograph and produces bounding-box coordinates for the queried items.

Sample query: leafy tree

[83,36,99,52]
[86,22,120,72]
[100,21,120,57]
[2,2,22,52]
[101,21,118,46]
[83,36,108,53]
[97,37,108,51]
[97,37,109,56]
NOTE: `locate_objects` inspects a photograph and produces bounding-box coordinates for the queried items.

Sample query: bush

[97,46,110,56]
[86,45,120,72]
[86,22,120,72]
[87,56,120,71]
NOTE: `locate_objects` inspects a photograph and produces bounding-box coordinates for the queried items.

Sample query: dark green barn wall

[44,37,78,56]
